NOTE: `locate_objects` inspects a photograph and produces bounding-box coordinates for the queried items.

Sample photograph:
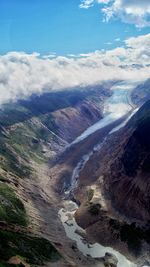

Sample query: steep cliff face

[75,101,150,263]
[76,100,150,225]
[107,101,150,224]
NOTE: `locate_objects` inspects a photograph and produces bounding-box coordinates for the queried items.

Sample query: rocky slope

[104,100,150,225]
[0,84,112,267]
[132,78,150,106]
[75,101,150,265]
[18,83,111,143]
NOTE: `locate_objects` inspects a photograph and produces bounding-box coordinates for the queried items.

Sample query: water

[64,137,108,196]
[59,81,139,267]
[59,201,136,267]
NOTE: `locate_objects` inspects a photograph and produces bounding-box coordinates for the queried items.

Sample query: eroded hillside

[75,101,150,266]
[0,84,111,267]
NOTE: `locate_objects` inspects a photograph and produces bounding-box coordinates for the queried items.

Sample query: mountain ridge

[0,83,112,267]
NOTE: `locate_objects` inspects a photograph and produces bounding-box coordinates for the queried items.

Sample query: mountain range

[0,79,149,267]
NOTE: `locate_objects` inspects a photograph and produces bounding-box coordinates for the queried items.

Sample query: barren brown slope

[0,84,114,267]
[74,101,150,265]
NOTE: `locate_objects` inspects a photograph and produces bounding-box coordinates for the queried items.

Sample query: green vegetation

[0,86,110,169]
[8,122,47,164]
[0,89,95,127]
[0,231,61,265]
[0,104,32,127]
[0,184,28,226]
[0,118,53,172]
[0,89,95,170]
[0,132,31,178]
[0,86,111,266]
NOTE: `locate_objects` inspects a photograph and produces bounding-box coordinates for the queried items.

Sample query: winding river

[59,81,141,267]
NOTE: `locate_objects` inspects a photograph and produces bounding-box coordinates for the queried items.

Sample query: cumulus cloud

[0,33,150,105]
[80,0,150,27]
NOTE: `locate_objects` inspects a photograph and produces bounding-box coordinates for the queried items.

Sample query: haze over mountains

[0,33,150,105]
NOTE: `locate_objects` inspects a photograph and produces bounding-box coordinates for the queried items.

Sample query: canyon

[0,79,150,267]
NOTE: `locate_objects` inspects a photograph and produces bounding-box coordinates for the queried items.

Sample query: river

[58,81,142,267]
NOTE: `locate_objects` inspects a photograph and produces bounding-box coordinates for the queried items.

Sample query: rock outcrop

[0,83,112,267]
[105,100,150,224]
[75,101,150,264]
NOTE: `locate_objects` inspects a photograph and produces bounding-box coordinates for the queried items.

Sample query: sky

[0,0,149,55]
[0,0,150,105]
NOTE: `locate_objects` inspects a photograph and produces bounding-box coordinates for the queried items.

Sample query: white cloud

[79,0,94,9]
[0,33,150,105]
[124,33,150,63]
[79,0,110,9]
[80,0,150,27]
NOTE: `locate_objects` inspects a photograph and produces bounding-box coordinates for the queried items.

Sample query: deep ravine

[58,81,139,267]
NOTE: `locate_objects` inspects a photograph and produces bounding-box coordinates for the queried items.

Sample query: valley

[52,81,140,267]
[0,83,113,267]
[0,1,150,267]
[0,80,149,267]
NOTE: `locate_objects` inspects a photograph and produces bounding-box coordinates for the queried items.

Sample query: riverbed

[58,81,139,267]
[59,201,136,267]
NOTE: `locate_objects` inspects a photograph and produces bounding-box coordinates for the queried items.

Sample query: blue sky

[0,0,149,55]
